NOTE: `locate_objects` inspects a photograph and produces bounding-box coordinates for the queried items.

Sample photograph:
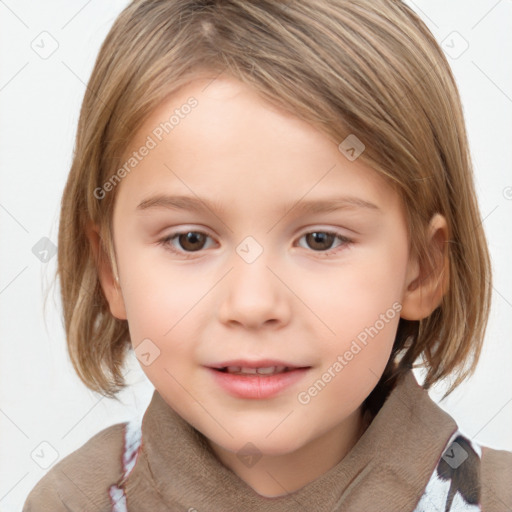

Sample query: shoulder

[22,421,131,512]
[480,444,512,511]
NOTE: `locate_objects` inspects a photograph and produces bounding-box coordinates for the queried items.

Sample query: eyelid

[158,228,217,258]
[294,230,353,254]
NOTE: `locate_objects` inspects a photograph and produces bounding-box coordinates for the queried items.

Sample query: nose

[217,251,291,330]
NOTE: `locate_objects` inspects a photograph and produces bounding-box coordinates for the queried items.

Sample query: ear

[400,213,450,321]
[85,222,127,320]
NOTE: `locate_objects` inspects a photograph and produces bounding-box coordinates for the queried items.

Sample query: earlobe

[85,222,127,321]
[400,213,450,321]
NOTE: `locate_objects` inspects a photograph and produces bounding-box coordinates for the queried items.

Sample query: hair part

[57,0,492,406]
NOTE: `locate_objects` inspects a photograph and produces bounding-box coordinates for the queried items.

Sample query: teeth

[257,366,286,374]
[225,366,288,375]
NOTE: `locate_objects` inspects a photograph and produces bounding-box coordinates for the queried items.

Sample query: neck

[207,405,370,497]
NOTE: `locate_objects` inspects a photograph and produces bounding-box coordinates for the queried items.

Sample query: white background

[0,1,511,510]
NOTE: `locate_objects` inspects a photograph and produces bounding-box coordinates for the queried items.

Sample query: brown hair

[57,0,492,407]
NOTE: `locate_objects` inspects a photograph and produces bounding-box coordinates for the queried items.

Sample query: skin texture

[89,75,449,497]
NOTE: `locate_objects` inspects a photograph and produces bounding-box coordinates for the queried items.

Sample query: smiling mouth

[209,365,310,399]
[216,366,298,375]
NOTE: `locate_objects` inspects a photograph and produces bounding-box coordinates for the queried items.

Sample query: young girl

[23,0,511,510]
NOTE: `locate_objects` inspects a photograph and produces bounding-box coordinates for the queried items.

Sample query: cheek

[115,246,204,349]
[118,258,201,392]
[305,298,402,415]
[295,234,408,395]
[303,244,408,338]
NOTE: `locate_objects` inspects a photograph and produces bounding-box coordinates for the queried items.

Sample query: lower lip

[207,367,309,399]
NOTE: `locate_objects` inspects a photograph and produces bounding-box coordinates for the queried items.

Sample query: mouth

[209,359,310,375]
[215,366,301,375]
[206,360,311,399]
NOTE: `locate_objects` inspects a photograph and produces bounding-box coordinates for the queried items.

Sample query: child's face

[105,75,419,458]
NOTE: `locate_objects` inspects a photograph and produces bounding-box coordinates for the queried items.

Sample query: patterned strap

[109,419,143,512]
[413,429,482,512]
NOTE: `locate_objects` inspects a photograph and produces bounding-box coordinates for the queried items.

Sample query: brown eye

[297,231,352,255]
[304,232,336,251]
[177,232,208,251]
[160,231,214,256]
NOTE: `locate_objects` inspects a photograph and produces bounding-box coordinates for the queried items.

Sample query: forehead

[113,75,399,216]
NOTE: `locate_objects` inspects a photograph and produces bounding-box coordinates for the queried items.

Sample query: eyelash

[157,229,353,258]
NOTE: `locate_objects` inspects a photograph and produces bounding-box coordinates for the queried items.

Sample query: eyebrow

[136,194,381,216]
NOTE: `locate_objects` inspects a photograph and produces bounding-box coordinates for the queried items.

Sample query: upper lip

[208,359,310,369]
